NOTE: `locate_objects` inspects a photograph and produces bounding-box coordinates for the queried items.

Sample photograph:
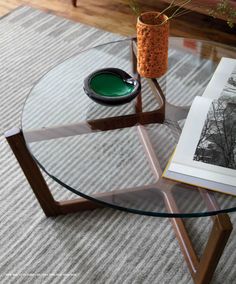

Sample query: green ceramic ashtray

[83,68,141,106]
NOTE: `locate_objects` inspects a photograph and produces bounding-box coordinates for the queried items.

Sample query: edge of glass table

[20,37,236,218]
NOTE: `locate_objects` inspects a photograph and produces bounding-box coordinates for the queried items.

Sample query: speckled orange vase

[137,11,169,78]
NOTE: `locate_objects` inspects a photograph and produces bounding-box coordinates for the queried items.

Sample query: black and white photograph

[164,58,236,196]
[193,65,236,169]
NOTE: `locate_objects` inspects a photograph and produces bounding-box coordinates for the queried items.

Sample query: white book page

[168,57,236,188]
[202,57,236,99]
[165,168,236,196]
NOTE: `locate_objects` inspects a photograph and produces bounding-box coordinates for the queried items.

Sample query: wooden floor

[0,0,236,46]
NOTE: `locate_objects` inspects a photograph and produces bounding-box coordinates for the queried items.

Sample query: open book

[163,57,236,196]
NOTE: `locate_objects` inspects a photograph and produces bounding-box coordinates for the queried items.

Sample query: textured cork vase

[137,11,169,78]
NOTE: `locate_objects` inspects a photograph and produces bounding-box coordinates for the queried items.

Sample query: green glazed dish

[83,68,141,106]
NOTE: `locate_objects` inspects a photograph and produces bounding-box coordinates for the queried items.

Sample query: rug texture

[0,6,236,284]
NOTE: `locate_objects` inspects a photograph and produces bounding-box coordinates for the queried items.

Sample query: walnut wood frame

[5,126,232,284]
[5,39,233,284]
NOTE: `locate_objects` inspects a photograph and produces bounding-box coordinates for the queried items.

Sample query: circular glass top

[22,38,236,218]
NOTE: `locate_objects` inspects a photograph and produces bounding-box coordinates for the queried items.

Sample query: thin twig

[169,9,192,18]
[156,0,192,22]
[157,0,176,18]
[169,0,192,18]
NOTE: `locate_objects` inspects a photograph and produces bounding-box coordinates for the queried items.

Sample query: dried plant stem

[128,0,140,16]
[170,9,192,18]
[157,0,176,18]
[155,0,193,25]
[130,0,236,28]
[169,0,192,18]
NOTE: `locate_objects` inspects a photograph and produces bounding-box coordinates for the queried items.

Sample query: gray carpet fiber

[0,6,236,284]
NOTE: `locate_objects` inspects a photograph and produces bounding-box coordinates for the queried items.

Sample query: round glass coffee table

[5,37,236,284]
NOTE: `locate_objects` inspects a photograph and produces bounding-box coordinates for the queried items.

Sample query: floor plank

[0,0,235,46]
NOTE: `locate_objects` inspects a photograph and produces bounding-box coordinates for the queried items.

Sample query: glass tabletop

[22,37,236,218]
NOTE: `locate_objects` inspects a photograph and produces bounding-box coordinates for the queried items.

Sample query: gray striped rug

[0,6,236,284]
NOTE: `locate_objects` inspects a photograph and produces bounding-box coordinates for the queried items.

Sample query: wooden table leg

[5,128,103,217]
[193,214,232,284]
[137,125,233,284]
[4,127,161,217]
[5,127,234,283]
